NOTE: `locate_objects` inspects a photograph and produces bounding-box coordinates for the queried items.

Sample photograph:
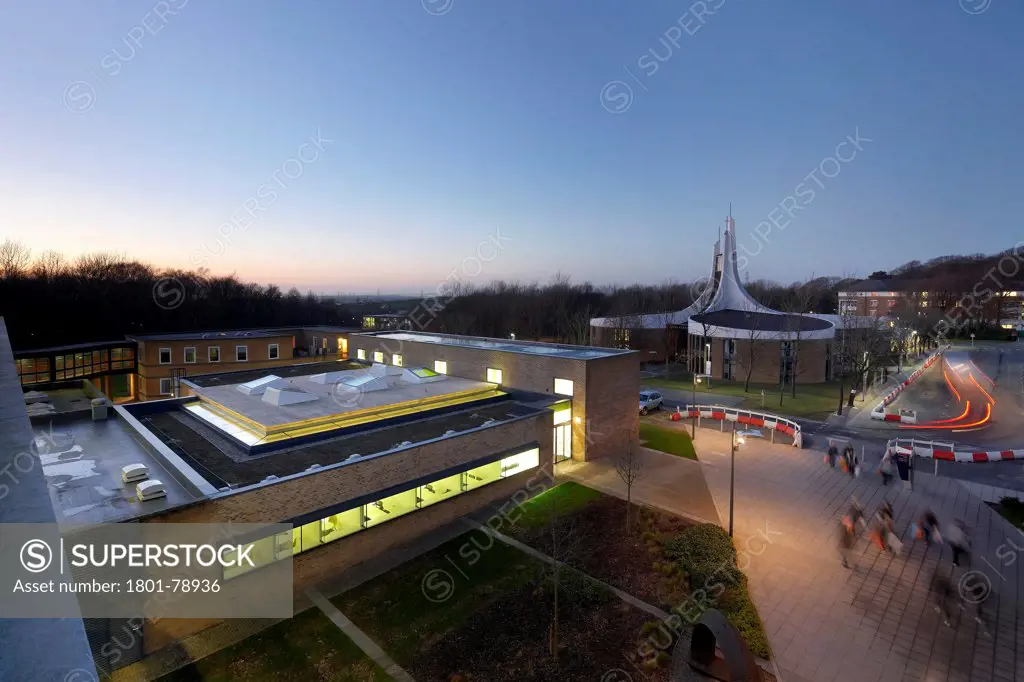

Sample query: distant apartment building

[838,280,1024,330]
[361,313,411,331]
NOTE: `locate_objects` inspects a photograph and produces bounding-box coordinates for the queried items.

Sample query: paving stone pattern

[697,430,1023,682]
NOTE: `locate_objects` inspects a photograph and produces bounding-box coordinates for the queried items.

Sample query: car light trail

[969,373,996,405]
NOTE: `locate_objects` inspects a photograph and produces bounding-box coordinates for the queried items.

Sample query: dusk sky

[1,0,1021,294]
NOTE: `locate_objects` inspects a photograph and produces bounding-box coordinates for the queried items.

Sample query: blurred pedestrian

[839,517,856,569]
[947,519,971,567]
[914,509,941,546]
[843,444,858,478]
[878,450,894,486]
[845,496,866,536]
[827,440,838,469]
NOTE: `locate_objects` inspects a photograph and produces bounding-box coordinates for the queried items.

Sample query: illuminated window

[274,529,299,559]
[554,378,574,396]
[501,448,540,478]
[300,520,323,553]
[392,353,403,367]
[434,360,447,374]
[364,489,418,528]
[236,345,248,362]
[269,343,280,360]
[159,348,172,364]
[419,472,462,508]
[553,406,571,425]
[184,347,196,364]
[373,351,384,363]
[465,460,503,491]
[321,509,362,543]
[357,348,366,360]
[223,536,275,579]
[208,346,220,362]
[486,367,503,384]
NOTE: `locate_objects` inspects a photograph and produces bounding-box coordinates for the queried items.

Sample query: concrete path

[307,589,414,682]
[556,446,721,525]
[695,429,1024,682]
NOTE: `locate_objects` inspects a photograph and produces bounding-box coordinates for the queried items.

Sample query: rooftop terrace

[363,331,632,359]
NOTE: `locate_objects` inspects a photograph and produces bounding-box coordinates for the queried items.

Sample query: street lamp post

[691,374,702,439]
[729,421,737,537]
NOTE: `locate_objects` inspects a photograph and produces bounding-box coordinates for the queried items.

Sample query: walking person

[844,444,858,478]
[914,509,941,547]
[839,517,856,569]
[878,449,894,486]
[827,440,838,469]
[946,519,971,567]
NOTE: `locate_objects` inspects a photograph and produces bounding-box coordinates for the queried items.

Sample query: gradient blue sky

[1,0,1021,293]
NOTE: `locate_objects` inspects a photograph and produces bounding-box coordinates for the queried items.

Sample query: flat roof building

[2,317,637,677]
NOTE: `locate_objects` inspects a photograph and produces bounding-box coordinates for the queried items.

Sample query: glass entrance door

[554,423,572,462]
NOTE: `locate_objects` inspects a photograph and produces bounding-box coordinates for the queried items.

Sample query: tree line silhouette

[0,241,357,350]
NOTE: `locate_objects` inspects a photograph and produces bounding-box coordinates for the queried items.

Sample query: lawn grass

[639,423,698,460]
[507,480,605,529]
[158,608,389,682]
[334,532,545,664]
[993,497,1024,530]
[644,372,843,420]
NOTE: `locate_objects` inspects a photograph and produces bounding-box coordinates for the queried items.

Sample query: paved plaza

[697,429,1023,682]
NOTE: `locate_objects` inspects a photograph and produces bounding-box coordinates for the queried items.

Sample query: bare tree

[30,250,67,281]
[782,280,817,398]
[566,304,596,346]
[0,240,31,279]
[614,444,644,533]
[742,325,764,393]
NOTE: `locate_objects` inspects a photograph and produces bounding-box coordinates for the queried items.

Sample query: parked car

[639,391,663,415]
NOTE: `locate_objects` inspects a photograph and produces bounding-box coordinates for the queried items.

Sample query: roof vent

[263,475,278,482]
[481,419,497,427]
[137,480,166,501]
[121,463,149,484]
[444,430,457,436]
[306,464,321,471]
[346,454,361,461]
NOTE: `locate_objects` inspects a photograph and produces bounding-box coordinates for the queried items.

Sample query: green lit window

[321,509,362,543]
[300,520,322,553]
[465,460,503,491]
[500,448,540,478]
[373,351,385,363]
[357,348,366,360]
[419,472,462,508]
[364,489,418,528]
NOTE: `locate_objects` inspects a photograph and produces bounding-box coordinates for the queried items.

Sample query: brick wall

[582,352,639,460]
[135,336,308,401]
[147,411,552,525]
[348,334,637,461]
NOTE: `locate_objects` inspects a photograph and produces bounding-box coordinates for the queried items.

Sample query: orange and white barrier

[675,404,802,448]
[886,437,1024,463]
[870,346,948,422]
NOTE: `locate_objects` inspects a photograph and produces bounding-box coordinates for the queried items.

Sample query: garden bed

[510,483,693,608]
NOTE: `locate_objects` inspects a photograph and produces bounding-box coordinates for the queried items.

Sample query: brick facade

[348,334,638,461]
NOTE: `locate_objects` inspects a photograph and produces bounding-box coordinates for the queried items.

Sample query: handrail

[680,404,802,448]
[885,436,1024,463]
